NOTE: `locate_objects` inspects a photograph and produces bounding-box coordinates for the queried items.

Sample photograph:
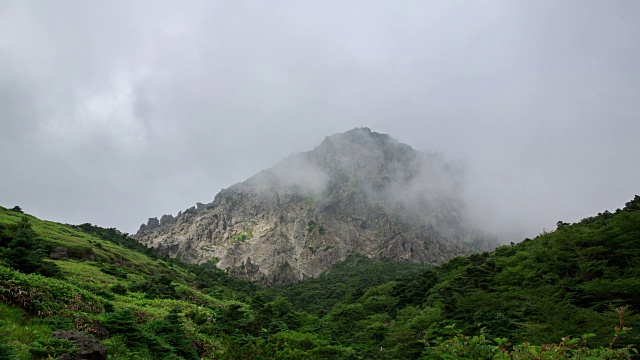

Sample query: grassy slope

[0,205,256,359]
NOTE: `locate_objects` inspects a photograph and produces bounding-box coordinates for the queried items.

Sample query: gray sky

[1,1,639,241]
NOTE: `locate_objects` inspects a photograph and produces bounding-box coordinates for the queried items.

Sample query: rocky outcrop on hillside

[52,330,107,360]
[135,128,496,285]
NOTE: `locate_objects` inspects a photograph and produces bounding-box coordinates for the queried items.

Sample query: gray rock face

[160,214,175,226]
[50,246,68,260]
[138,217,160,232]
[135,128,496,285]
[52,330,107,360]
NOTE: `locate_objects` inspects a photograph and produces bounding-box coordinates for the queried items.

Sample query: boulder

[49,247,68,260]
[52,330,106,360]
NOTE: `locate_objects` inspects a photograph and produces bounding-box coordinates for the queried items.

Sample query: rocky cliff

[135,128,496,285]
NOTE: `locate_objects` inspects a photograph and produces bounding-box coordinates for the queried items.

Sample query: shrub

[0,341,16,360]
[110,283,128,295]
[103,308,145,346]
[35,316,75,331]
[0,217,60,277]
[421,325,637,360]
[29,337,77,359]
[10,206,23,213]
[147,307,199,360]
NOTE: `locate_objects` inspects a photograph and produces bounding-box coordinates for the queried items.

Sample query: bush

[29,337,77,359]
[102,309,143,345]
[0,217,60,277]
[0,341,16,360]
[110,283,128,295]
[421,325,637,360]
[146,308,199,360]
[35,316,75,331]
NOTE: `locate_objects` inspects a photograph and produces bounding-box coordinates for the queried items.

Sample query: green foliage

[29,337,77,359]
[232,233,247,242]
[73,222,158,259]
[0,319,18,360]
[0,342,16,360]
[102,307,198,358]
[98,263,130,279]
[266,199,639,357]
[183,260,257,299]
[110,283,128,295]
[306,220,317,233]
[0,206,257,358]
[261,331,357,359]
[1,199,639,358]
[306,220,326,235]
[102,308,146,346]
[216,331,357,360]
[625,195,640,211]
[267,255,430,315]
[421,325,637,359]
[0,217,60,277]
[129,273,185,300]
[0,264,104,316]
[147,307,199,360]
[232,228,254,243]
[34,316,75,331]
[0,303,58,360]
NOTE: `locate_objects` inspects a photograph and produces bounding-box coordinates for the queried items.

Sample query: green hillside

[1,198,639,359]
[266,255,431,315]
[0,205,259,359]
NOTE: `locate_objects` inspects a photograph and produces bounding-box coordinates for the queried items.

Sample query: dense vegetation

[0,197,639,359]
[266,255,431,315]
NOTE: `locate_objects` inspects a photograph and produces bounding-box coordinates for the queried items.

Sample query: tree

[0,217,59,276]
[10,206,23,213]
[624,195,640,211]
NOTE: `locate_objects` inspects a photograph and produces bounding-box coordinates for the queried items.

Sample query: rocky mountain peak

[134,128,495,285]
[314,127,417,176]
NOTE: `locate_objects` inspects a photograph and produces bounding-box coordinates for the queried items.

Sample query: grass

[55,260,122,288]
[0,207,169,274]
[0,304,53,360]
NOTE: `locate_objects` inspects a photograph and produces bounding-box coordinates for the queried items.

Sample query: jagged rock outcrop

[138,217,160,232]
[135,128,496,285]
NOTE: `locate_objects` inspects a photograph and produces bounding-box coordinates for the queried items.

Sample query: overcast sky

[1,1,639,240]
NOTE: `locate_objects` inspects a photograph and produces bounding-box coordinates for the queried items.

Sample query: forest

[1,197,639,359]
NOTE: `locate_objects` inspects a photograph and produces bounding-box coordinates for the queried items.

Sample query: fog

[1,1,639,241]
[245,152,330,196]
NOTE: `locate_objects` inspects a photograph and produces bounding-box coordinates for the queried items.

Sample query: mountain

[134,128,496,285]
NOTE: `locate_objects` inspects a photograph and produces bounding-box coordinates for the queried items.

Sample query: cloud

[0,1,638,240]
[245,152,330,196]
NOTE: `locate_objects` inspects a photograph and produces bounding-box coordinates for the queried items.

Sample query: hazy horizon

[2,1,639,241]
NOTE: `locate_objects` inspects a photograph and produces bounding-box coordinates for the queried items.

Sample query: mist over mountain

[135,128,497,285]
